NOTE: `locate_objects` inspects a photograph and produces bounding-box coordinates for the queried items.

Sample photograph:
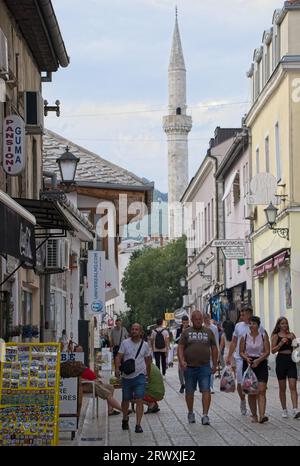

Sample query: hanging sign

[87,251,105,315]
[3,115,25,175]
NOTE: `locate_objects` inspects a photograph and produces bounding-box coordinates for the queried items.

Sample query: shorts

[184,364,211,394]
[242,358,269,384]
[122,374,146,401]
[276,353,298,380]
[235,358,244,385]
[94,380,114,400]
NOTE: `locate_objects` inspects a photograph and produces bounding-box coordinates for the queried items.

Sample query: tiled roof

[43,129,150,187]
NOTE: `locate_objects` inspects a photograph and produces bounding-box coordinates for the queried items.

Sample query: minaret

[163,8,192,239]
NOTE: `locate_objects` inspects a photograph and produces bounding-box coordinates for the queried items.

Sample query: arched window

[176,107,181,115]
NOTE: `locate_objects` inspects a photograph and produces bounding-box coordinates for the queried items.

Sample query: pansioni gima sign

[3,115,25,175]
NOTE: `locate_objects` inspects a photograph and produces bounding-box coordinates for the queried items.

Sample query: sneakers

[135,425,143,433]
[122,419,129,430]
[210,389,215,394]
[201,415,210,426]
[187,412,195,424]
[240,399,247,416]
[292,409,300,419]
[282,409,288,418]
[179,384,185,394]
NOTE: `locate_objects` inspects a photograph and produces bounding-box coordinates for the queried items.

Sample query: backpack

[155,329,166,349]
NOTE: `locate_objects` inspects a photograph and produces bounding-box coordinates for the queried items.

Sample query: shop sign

[3,115,25,175]
[222,247,245,259]
[165,312,175,320]
[87,251,105,316]
[247,173,280,205]
[60,352,84,416]
[0,200,36,267]
[212,239,245,247]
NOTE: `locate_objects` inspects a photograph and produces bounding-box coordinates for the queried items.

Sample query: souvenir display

[0,343,60,446]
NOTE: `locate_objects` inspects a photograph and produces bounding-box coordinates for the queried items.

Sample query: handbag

[120,339,144,375]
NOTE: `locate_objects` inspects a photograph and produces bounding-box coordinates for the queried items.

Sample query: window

[275,122,282,181]
[204,207,207,244]
[243,162,249,196]
[265,136,270,172]
[256,147,260,174]
[226,192,232,216]
[233,172,240,205]
[176,107,181,115]
[211,198,214,238]
[207,202,211,241]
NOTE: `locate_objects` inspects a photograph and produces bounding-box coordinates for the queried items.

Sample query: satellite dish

[292,349,300,364]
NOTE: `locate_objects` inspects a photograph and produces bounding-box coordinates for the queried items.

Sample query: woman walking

[220,320,235,373]
[271,317,300,419]
[240,316,270,423]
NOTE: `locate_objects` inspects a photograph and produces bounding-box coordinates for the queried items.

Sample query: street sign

[222,247,245,259]
[165,312,174,320]
[212,239,245,247]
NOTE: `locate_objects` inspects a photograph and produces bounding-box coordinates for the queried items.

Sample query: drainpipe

[207,150,221,284]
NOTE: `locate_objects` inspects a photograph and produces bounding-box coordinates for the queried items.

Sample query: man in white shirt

[226,306,265,415]
[115,323,151,433]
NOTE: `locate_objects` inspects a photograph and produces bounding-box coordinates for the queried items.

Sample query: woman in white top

[240,316,270,424]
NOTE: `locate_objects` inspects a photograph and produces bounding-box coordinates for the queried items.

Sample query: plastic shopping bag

[241,365,259,395]
[220,366,236,393]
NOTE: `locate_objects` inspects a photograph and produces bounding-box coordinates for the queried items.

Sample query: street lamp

[264,202,289,240]
[179,277,186,288]
[56,146,80,186]
[197,260,212,282]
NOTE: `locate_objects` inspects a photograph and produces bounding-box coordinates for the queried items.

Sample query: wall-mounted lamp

[264,202,289,240]
[197,260,212,282]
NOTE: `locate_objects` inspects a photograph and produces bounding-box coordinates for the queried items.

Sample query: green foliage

[121,236,187,328]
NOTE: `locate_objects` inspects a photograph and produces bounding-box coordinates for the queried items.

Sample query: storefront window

[21,291,32,326]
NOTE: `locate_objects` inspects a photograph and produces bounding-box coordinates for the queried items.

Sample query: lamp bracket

[40,190,67,203]
[271,227,289,240]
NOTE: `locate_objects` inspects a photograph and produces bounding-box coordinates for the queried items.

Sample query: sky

[44,0,282,193]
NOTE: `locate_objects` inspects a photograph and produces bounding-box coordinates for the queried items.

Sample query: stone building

[0,0,69,340]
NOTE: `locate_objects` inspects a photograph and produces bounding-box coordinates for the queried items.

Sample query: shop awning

[0,190,36,267]
[253,258,273,277]
[13,198,75,235]
[222,170,238,201]
[274,250,289,267]
[253,250,290,277]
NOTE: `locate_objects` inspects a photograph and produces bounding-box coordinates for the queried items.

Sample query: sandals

[108,410,120,416]
[251,415,258,423]
[259,416,269,424]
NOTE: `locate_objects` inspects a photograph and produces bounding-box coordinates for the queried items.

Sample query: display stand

[59,351,84,440]
[0,343,60,446]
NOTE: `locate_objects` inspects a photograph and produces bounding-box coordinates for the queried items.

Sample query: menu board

[0,343,60,446]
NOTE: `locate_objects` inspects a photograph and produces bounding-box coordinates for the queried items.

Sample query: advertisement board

[87,251,105,316]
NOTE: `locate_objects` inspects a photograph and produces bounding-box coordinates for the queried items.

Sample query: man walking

[225,306,265,416]
[110,318,128,363]
[115,323,151,433]
[151,318,169,377]
[175,315,190,393]
[178,310,218,426]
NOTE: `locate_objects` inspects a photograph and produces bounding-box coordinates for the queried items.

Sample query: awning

[222,170,238,201]
[13,198,75,234]
[274,250,289,267]
[253,258,273,277]
[0,190,36,267]
[253,250,290,277]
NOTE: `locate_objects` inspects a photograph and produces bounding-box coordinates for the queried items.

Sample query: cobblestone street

[60,365,300,447]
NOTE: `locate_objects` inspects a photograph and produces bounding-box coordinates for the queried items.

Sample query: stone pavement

[60,365,300,446]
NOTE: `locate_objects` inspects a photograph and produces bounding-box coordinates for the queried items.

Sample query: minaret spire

[163,10,192,239]
[169,7,185,71]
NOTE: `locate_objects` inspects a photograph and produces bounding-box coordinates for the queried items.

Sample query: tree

[121,236,187,328]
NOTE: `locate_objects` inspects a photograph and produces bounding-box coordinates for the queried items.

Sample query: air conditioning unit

[24,91,44,133]
[0,28,8,78]
[46,239,70,271]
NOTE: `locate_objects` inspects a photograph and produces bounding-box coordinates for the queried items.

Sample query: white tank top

[245,333,264,357]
